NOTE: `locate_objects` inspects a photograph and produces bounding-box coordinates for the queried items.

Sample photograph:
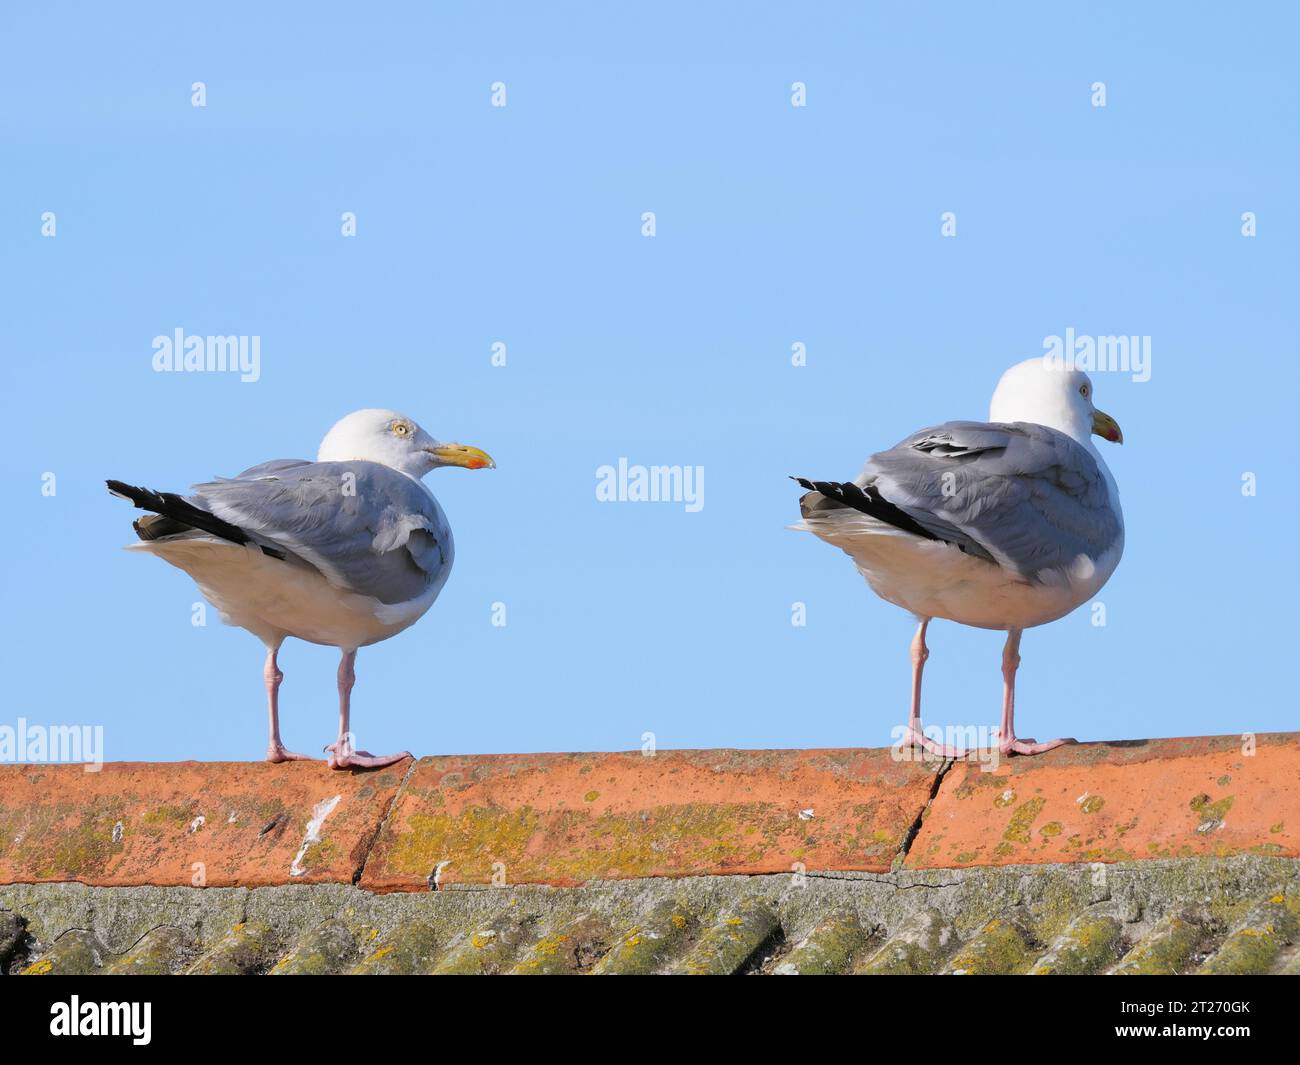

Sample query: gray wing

[190,460,453,605]
[859,420,1120,583]
[232,458,314,479]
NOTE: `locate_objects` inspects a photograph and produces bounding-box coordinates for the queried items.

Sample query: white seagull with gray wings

[109,409,494,769]
[792,357,1124,757]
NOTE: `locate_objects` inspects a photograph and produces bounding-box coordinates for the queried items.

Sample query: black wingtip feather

[789,476,943,544]
[106,478,286,559]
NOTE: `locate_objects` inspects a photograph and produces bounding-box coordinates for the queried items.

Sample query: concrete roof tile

[360,748,937,890]
[4,859,1297,975]
[1,734,1298,974]
[0,760,408,888]
[908,734,1300,869]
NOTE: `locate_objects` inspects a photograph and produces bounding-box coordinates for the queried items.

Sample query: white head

[317,408,495,479]
[989,358,1123,449]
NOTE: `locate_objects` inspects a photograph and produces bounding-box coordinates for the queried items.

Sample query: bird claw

[265,744,316,764]
[324,741,412,770]
[895,725,970,760]
[997,734,1075,757]
[900,726,1078,760]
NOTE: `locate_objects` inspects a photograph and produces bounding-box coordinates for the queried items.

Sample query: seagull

[108,409,494,769]
[791,357,1123,757]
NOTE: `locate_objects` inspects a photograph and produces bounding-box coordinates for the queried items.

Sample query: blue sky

[2,2,1296,762]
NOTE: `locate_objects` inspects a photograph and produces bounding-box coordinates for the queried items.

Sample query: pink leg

[325,649,412,770]
[895,618,969,759]
[264,645,313,763]
[996,628,1073,756]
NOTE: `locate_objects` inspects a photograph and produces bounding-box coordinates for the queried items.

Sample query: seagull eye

[392,423,410,436]
[1079,384,1090,398]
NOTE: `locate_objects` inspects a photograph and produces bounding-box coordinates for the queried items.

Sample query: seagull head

[317,409,496,478]
[989,357,1123,448]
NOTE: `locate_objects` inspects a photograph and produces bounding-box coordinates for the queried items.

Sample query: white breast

[799,515,1122,631]
[129,537,438,650]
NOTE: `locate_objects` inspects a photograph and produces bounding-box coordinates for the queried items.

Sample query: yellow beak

[1091,409,1123,444]
[428,443,496,469]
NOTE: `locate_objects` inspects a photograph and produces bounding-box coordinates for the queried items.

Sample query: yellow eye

[1079,384,1090,398]
[392,422,410,436]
